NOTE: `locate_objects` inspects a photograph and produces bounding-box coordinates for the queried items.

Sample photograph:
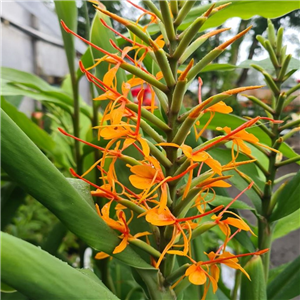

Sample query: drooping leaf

[1,67,92,118]
[269,171,300,221]
[1,109,153,270]
[1,232,120,300]
[1,97,56,154]
[267,256,300,300]
[67,178,95,209]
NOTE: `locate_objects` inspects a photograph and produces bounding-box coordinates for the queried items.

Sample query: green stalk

[275,155,300,167]
[159,0,176,42]
[142,0,163,20]
[129,239,161,258]
[131,117,165,143]
[165,264,190,286]
[286,83,300,97]
[174,1,197,27]
[279,119,300,131]
[71,73,82,175]
[172,17,207,60]
[187,48,223,82]
[148,142,173,168]
[258,217,273,280]
[154,48,176,87]
[170,0,179,18]
[242,95,274,114]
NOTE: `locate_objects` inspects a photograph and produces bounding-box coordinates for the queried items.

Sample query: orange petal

[130,165,157,178]
[138,137,150,157]
[129,175,154,189]
[205,157,222,175]
[113,236,128,254]
[95,252,110,260]
[145,207,175,226]
[188,267,207,285]
[224,217,251,232]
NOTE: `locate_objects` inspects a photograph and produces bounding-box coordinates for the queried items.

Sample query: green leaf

[1,97,56,154]
[210,193,255,211]
[145,1,299,35]
[1,109,153,270]
[232,229,256,253]
[1,232,120,300]
[238,57,300,73]
[67,178,95,209]
[76,47,94,80]
[41,222,68,256]
[54,1,77,76]
[1,291,28,300]
[273,209,300,240]
[1,183,26,229]
[1,67,92,119]
[176,1,299,32]
[240,255,267,300]
[209,148,262,212]
[268,262,289,285]
[267,256,300,300]
[1,282,16,294]
[269,171,300,221]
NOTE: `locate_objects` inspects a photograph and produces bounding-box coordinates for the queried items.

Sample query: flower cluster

[60,1,282,298]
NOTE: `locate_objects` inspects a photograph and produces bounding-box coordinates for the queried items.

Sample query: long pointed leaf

[54,1,77,76]
[267,256,300,300]
[1,109,153,270]
[1,232,120,300]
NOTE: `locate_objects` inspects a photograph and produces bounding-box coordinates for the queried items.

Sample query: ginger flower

[217,126,279,156]
[159,142,222,199]
[212,182,256,245]
[96,201,150,254]
[174,249,268,300]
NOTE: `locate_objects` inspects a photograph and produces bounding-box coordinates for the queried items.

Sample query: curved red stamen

[135,89,144,135]
[201,248,269,266]
[100,19,145,48]
[60,20,123,63]
[176,205,223,223]
[166,163,198,182]
[58,128,106,151]
[193,117,283,155]
[70,168,118,199]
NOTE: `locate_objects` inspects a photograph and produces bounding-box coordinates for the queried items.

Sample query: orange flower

[159,142,222,199]
[96,201,150,254]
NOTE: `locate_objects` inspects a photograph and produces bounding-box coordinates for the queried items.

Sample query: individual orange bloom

[159,142,222,199]
[194,176,232,214]
[129,156,168,211]
[195,77,233,140]
[211,182,256,247]
[173,249,268,300]
[216,126,278,156]
[96,201,150,254]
